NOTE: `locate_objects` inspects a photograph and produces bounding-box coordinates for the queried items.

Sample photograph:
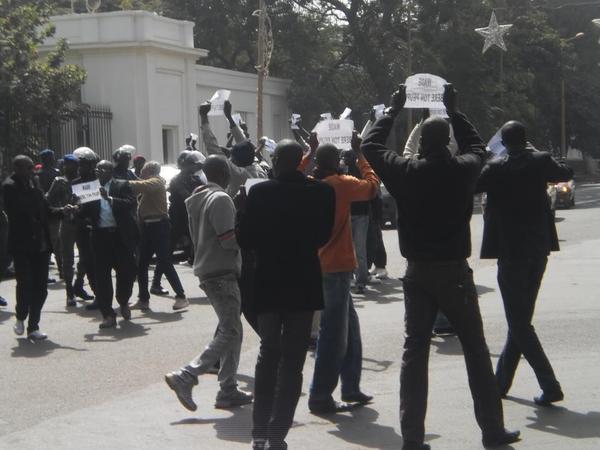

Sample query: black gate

[57,105,113,161]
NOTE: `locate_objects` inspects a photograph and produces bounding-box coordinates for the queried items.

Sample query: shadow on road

[84,320,149,342]
[476,284,495,295]
[506,396,600,439]
[362,357,394,373]
[187,296,210,305]
[170,406,253,444]
[354,279,404,305]
[0,308,12,324]
[11,338,87,358]
[134,310,186,326]
[430,335,500,358]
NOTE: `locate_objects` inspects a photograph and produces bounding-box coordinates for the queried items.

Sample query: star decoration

[475,11,513,54]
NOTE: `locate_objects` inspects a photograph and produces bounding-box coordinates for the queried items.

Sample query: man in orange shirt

[308,133,380,414]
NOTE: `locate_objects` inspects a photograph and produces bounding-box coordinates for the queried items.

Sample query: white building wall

[41,11,291,163]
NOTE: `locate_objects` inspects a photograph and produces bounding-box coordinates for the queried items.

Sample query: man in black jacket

[3,155,51,340]
[238,140,336,450]
[78,160,138,329]
[477,121,572,406]
[361,85,519,450]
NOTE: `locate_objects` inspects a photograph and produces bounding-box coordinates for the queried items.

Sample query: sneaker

[214,389,253,409]
[66,297,77,307]
[374,268,389,280]
[13,320,25,336]
[252,439,267,450]
[74,286,94,301]
[99,316,117,329]
[366,277,382,285]
[0,296,7,307]
[355,285,366,295]
[150,285,169,296]
[165,371,197,411]
[28,330,48,341]
[130,300,150,311]
[173,296,189,311]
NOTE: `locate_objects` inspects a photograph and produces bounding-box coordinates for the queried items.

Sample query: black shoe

[121,304,131,321]
[47,277,57,284]
[402,443,430,450]
[0,296,7,307]
[150,285,169,296]
[534,390,564,406]
[341,392,373,405]
[433,326,456,336]
[265,440,288,450]
[66,297,77,307]
[99,316,117,329]
[74,285,94,301]
[85,301,100,311]
[482,429,521,447]
[309,400,354,415]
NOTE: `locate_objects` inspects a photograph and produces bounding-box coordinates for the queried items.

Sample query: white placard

[290,113,301,130]
[261,138,277,154]
[207,89,231,116]
[487,129,507,158]
[313,119,354,150]
[231,113,242,126]
[244,178,268,193]
[373,104,386,119]
[319,113,333,121]
[404,73,447,110]
[339,107,352,120]
[72,180,101,204]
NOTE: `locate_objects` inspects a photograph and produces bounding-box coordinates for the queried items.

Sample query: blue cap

[63,154,78,163]
[39,149,54,158]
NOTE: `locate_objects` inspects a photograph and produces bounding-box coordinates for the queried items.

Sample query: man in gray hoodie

[165,155,253,410]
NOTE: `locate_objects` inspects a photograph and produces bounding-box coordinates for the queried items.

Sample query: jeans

[137,220,185,302]
[309,272,363,406]
[400,260,504,445]
[351,215,369,287]
[182,273,242,392]
[60,219,95,298]
[253,311,313,445]
[496,257,561,395]
[13,251,50,333]
[91,228,137,319]
[367,216,387,269]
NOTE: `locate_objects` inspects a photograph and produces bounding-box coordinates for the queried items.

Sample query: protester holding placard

[3,155,51,340]
[362,84,520,449]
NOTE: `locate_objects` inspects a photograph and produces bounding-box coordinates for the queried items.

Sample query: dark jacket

[476,150,573,259]
[78,178,138,251]
[2,175,51,254]
[361,112,485,261]
[237,171,336,313]
[36,167,60,193]
[168,172,203,236]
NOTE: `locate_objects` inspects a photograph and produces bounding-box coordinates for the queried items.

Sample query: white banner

[207,89,231,116]
[404,73,447,110]
[373,104,386,119]
[72,180,101,204]
[313,119,354,150]
[339,107,352,120]
[319,113,333,121]
[290,113,301,130]
[487,129,507,158]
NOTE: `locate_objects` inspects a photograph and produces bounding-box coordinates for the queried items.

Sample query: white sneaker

[13,320,24,336]
[367,277,382,285]
[173,297,190,311]
[28,330,48,341]
[374,268,389,280]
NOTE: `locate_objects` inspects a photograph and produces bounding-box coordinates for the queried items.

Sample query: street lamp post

[560,32,584,158]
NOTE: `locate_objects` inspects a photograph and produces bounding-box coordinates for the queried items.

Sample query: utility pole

[407,0,413,132]
[256,0,265,140]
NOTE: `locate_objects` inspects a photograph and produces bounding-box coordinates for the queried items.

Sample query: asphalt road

[0,183,599,449]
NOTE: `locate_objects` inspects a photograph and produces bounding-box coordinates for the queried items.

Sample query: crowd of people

[0,85,573,450]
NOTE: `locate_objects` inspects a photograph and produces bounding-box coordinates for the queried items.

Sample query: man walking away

[477,121,572,407]
[361,85,519,450]
[238,140,336,450]
[129,161,187,311]
[3,156,51,340]
[37,149,62,279]
[165,155,252,411]
[77,160,138,329]
[308,132,379,414]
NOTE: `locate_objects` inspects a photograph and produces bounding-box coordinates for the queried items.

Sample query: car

[553,180,575,208]
[380,184,397,228]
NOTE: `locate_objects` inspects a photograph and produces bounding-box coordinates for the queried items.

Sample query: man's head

[231,141,255,167]
[62,154,79,179]
[133,155,146,173]
[95,160,114,185]
[272,140,303,178]
[112,145,133,170]
[73,147,98,178]
[140,161,161,179]
[39,149,55,168]
[203,155,230,189]
[12,155,34,181]
[315,144,341,172]
[501,121,527,153]
[419,117,451,157]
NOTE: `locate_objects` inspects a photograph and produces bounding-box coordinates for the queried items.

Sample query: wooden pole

[561,79,566,158]
[256,0,265,139]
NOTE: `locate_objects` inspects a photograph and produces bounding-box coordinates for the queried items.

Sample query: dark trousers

[137,220,184,302]
[13,251,50,333]
[92,228,136,318]
[400,260,504,445]
[152,219,191,287]
[60,220,96,297]
[253,311,313,446]
[239,249,259,334]
[496,257,561,395]
[367,217,387,269]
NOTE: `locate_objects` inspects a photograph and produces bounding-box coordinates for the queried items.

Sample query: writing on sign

[404,73,448,111]
[72,180,101,204]
[313,119,354,150]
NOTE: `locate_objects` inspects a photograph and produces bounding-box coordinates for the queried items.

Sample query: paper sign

[404,73,447,110]
[319,113,333,121]
[339,107,352,120]
[190,133,198,142]
[263,138,277,154]
[208,89,231,116]
[373,104,386,119]
[244,178,268,193]
[231,113,242,126]
[72,180,101,204]
[290,113,301,130]
[313,119,354,150]
[487,129,507,158]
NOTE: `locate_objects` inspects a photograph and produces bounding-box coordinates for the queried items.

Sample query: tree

[0,0,86,168]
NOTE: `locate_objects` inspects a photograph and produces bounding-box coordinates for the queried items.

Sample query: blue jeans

[309,272,363,405]
[351,215,369,287]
